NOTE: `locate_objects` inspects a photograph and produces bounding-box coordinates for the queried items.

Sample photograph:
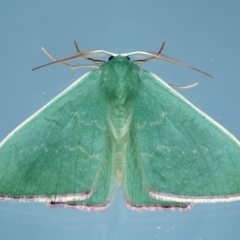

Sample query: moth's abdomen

[108,93,134,184]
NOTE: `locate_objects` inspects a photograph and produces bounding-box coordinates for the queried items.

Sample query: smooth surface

[1,0,240,239]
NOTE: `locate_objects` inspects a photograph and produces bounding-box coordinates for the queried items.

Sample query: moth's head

[108,55,131,62]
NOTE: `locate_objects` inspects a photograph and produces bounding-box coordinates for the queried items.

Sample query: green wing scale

[0,70,113,210]
[126,70,240,206]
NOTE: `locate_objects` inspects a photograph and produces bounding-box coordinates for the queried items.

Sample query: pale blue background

[0,1,240,239]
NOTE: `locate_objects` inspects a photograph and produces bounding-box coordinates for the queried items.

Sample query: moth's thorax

[100,56,141,184]
[100,56,141,98]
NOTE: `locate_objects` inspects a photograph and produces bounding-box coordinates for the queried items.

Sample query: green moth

[0,42,240,211]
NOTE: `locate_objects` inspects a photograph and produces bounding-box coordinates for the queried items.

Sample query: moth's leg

[169,82,198,89]
[41,47,99,71]
[133,42,166,64]
[73,41,105,65]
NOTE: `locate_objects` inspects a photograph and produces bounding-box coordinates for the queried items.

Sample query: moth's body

[102,57,140,184]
